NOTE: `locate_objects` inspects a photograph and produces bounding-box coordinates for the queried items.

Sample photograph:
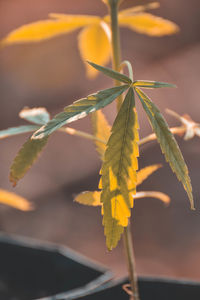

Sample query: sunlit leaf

[133,80,176,89]
[119,13,179,36]
[100,88,139,250]
[134,191,170,205]
[90,110,111,159]
[0,125,39,140]
[135,88,194,209]
[137,164,162,186]
[74,191,101,206]
[1,16,99,46]
[32,85,128,139]
[87,61,132,84]
[10,137,48,186]
[19,107,50,125]
[0,189,33,211]
[119,2,160,15]
[78,23,111,78]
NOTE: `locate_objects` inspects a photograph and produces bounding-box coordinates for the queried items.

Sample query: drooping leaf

[1,16,99,46]
[134,191,170,205]
[0,125,39,140]
[90,110,111,159]
[119,2,160,15]
[137,164,162,186]
[87,61,132,84]
[118,13,179,36]
[135,88,194,209]
[10,137,48,186]
[74,191,101,206]
[0,189,33,211]
[100,88,139,250]
[19,107,50,125]
[32,85,128,139]
[133,80,176,89]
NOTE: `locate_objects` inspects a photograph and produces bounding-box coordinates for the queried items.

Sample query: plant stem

[108,1,140,299]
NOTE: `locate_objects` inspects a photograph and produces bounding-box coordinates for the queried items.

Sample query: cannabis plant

[0,1,197,299]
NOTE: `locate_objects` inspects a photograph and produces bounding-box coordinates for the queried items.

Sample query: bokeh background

[0,0,200,280]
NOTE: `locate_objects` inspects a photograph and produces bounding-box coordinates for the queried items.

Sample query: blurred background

[0,0,200,280]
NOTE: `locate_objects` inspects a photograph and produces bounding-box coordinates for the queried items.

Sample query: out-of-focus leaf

[19,107,50,125]
[90,110,111,159]
[32,85,128,139]
[78,23,110,78]
[10,137,48,186]
[134,191,170,205]
[119,13,179,36]
[133,80,176,89]
[74,191,101,206]
[135,88,194,209]
[0,125,39,140]
[0,189,33,211]
[87,61,132,84]
[119,2,160,15]
[100,88,139,250]
[1,16,99,46]
[137,164,162,186]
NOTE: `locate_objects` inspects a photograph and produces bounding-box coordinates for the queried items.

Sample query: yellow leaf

[1,16,99,46]
[119,13,179,36]
[100,88,139,250]
[74,191,101,206]
[137,164,162,186]
[0,189,33,211]
[134,191,170,205]
[90,110,111,159]
[119,2,160,16]
[78,22,111,78]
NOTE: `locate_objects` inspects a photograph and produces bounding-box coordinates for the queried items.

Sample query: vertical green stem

[108,1,140,299]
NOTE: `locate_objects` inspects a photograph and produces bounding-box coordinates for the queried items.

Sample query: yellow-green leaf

[137,164,162,186]
[78,23,111,78]
[90,110,111,159]
[134,191,170,205]
[1,16,99,46]
[74,191,101,206]
[135,88,194,209]
[119,13,179,36]
[100,88,139,250]
[10,137,48,186]
[133,80,176,89]
[0,189,33,211]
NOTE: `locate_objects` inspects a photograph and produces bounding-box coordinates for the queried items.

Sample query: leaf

[137,164,162,186]
[0,189,33,211]
[133,80,176,89]
[1,16,99,46]
[0,125,39,140]
[78,23,111,78]
[118,13,179,36]
[134,191,170,205]
[32,85,128,139]
[19,107,50,125]
[100,88,139,250]
[119,2,160,15]
[10,137,48,186]
[135,87,194,209]
[87,61,132,84]
[90,110,111,159]
[74,191,101,206]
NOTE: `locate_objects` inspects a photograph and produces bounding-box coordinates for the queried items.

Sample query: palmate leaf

[19,107,50,125]
[0,189,33,211]
[100,88,139,250]
[0,125,39,140]
[90,110,111,159]
[137,164,162,186]
[10,137,48,186]
[32,85,128,139]
[135,87,194,209]
[133,80,176,89]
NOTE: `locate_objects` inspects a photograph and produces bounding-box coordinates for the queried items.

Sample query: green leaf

[19,107,50,125]
[10,137,48,186]
[135,87,194,209]
[87,61,132,84]
[133,80,176,89]
[32,85,128,139]
[0,125,39,140]
[100,88,139,250]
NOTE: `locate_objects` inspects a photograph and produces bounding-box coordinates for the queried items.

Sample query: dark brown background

[0,0,200,280]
